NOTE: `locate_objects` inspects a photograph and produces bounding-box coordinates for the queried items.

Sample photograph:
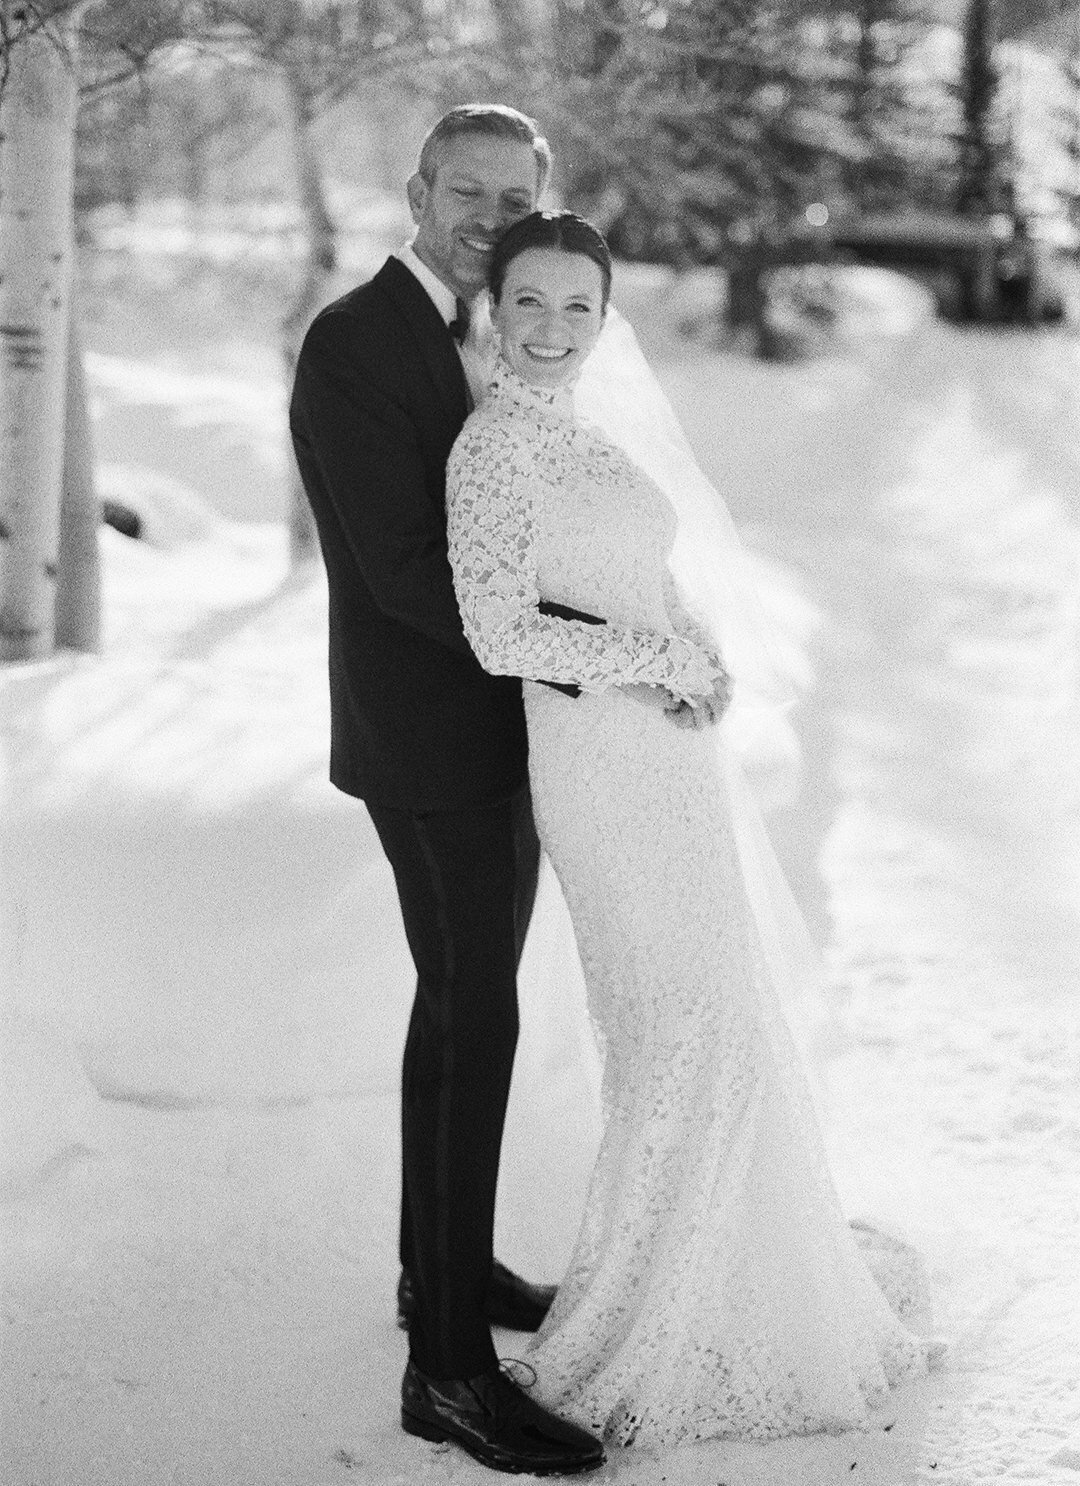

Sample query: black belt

[535,600,606,699]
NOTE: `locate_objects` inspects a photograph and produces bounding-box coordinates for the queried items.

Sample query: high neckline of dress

[488,356,576,419]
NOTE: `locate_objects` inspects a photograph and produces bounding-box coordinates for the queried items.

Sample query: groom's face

[407,133,540,299]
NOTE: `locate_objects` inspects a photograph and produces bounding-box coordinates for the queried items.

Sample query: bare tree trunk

[725,247,769,357]
[54,300,101,651]
[1070,8,1080,239]
[0,9,80,662]
[281,65,333,571]
[956,0,1002,220]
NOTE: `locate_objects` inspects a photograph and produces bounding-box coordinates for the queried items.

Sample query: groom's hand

[706,667,734,720]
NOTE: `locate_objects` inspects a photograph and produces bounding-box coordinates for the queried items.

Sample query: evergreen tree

[1059,11,1080,236]
[845,0,942,213]
[550,0,867,264]
[995,0,1078,43]
[547,0,957,263]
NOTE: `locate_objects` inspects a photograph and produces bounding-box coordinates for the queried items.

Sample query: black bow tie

[449,297,471,343]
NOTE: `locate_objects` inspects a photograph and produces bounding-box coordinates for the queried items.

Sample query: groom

[289,106,604,1476]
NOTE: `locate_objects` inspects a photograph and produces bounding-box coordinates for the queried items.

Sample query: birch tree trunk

[54,301,100,651]
[281,65,332,571]
[0,9,80,662]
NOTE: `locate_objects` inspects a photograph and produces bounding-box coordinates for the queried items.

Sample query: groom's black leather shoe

[397,1260,557,1332]
[401,1359,605,1476]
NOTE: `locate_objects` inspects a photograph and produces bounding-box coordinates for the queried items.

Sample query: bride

[445,210,931,1452]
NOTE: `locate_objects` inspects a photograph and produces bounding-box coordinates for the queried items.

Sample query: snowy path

[815,331,1080,1486]
[3,313,1079,1486]
[670,323,1080,1485]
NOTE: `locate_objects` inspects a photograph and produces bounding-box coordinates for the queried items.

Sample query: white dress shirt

[396,241,495,408]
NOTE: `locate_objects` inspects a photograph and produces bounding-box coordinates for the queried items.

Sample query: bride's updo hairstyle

[489,211,613,312]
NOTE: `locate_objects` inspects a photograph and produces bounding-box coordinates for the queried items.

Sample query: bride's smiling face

[492,248,606,388]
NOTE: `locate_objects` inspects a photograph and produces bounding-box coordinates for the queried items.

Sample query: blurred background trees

[58,1,1080,268]
[2,0,1078,659]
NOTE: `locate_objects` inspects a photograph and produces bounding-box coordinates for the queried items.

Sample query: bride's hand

[620,679,730,730]
[667,697,713,729]
[619,682,676,712]
[668,668,733,729]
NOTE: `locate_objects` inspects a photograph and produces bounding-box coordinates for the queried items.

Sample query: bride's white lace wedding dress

[446,359,930,1450]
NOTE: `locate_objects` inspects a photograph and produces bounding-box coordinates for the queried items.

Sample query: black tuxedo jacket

[290,255,536,810]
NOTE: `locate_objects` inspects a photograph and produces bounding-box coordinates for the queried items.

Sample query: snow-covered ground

[2,250,1079,1486]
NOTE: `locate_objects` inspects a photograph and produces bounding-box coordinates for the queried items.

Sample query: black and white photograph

[1,2,1078,1483]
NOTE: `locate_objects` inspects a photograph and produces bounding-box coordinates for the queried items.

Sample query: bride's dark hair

[489,211,613,310]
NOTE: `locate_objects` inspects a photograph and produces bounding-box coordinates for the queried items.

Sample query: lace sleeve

[447,422,721,697]
[662,569,728,668]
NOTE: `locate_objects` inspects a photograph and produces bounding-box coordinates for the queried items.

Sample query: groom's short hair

[417,104,552,193]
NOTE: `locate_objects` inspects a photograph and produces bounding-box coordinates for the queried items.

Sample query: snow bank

[3,257,1078,1486]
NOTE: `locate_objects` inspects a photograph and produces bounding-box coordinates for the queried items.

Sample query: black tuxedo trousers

[367,787,541,1377]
